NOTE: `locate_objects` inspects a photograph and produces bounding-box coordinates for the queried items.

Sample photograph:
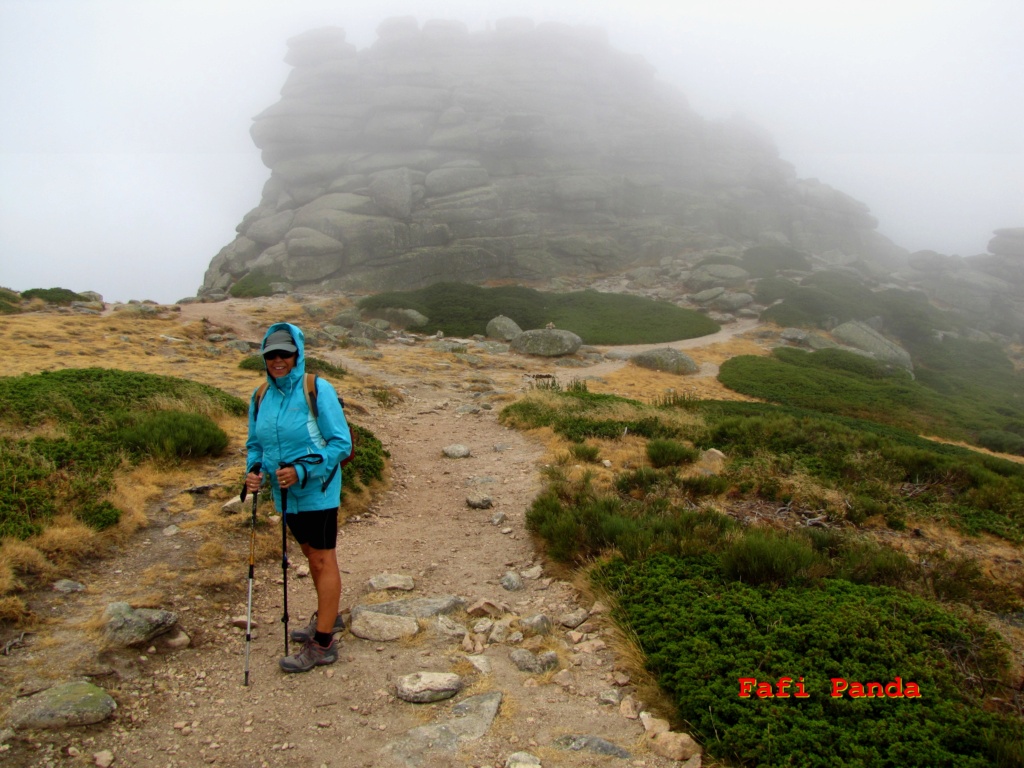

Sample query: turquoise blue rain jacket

[245,322,351,513]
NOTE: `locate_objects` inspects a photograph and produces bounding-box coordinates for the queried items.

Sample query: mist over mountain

[198,17,1023,342]
[202,18,906,294]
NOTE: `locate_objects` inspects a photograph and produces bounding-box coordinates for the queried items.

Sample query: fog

[1,0,1021,304]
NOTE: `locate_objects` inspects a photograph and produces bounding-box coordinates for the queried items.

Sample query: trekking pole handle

[240,462,263,502]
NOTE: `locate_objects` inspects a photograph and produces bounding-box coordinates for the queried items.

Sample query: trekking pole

[279,479,290,658]
[240,462,261,686]
[277,454,324,657]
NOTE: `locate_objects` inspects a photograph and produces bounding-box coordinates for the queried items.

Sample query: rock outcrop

[201,17,901,297]
[903,228,1024,339]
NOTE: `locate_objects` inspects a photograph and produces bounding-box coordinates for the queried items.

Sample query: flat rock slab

[381,691,503,766]
[352,595,466,619]
[349,611,420,642]
[553,734,631,759]
[7,681,117,730]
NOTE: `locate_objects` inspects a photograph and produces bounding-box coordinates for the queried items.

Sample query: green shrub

[342,424,389,492]
[116,410,229,460]
[358,282,719,344]
[615,467,665,497]
[720,529,822,586]
[229,270,275,298]
[677,474,729,498]
[20,287,87,304]
[595,554,1022,768]
[0,287,21,314]
[834,541,915,587]
[977,429,1024,455]
[76,500,121,530]
[569,443,601,462]
[646,438,699,468]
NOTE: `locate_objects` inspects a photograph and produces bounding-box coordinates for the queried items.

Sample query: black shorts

[285,508,338,550]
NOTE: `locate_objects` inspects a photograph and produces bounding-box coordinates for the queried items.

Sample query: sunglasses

[263,350,296,361]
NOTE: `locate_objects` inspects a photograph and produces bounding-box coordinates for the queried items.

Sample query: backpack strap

[252,382,270,421]
[254,375,319,420]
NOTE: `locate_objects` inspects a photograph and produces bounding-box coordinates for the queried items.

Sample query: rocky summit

[202,17,905,297]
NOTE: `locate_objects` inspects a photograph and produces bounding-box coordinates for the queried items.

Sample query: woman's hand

[275,466,299,489]
[245,471,263,493]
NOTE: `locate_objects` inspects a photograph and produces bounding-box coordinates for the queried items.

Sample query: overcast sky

[1,0,1021,304]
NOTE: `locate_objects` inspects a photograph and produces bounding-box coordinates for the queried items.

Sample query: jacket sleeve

[297,379,352,487]
[244,389,264,474]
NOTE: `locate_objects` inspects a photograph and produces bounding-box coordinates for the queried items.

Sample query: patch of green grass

[719,345,1024,453]
[0,369,246,540]
[229,270,275,298]
[358,282,718,344]
[20,287,87,304]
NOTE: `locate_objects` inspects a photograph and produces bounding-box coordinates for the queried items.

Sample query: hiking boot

[289,610,345,644]
[279,638,338,673]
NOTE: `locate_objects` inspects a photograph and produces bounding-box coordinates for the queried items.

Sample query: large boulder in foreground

[510,329,582,357]
[7,681,117,730]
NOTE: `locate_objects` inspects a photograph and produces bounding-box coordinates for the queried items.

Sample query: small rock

[558,608,589,628]
[500,571,524,591]
[94,749,115,767]
[519,614,552,636]
[491,511,507,525]
[466,494,493,509]
[598,689,623,705]
[473,619,494,634]
[467,599,504,617]
[551,669,574,687]
[395,672,463,703]
[488,618,514,644]
[158,629,192,651]
[52,579,86,593]
[619,695,641,719]
[521,565,543,580]
[465,655,492,675]
[295,564,310,578]
[443,444,471,459]
[162,525,179,537]
[220,498,244,515]
[649,731,702,761]
[576,639,607,653]
[368,573,415,592]
[640,712,671,735]
[509,649,559,674]
[433,615,468,639]
[230,616,254,629]
[506,751,542,768]
[552,735,630,759]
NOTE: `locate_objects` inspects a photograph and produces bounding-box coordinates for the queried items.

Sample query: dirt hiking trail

[0,297,769,768]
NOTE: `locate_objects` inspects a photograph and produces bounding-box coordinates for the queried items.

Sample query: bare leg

[300,543,341,634]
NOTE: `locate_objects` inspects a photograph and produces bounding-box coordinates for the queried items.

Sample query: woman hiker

[244,322,352,672]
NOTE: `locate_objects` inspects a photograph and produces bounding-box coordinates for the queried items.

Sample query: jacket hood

[261,322,306,390]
